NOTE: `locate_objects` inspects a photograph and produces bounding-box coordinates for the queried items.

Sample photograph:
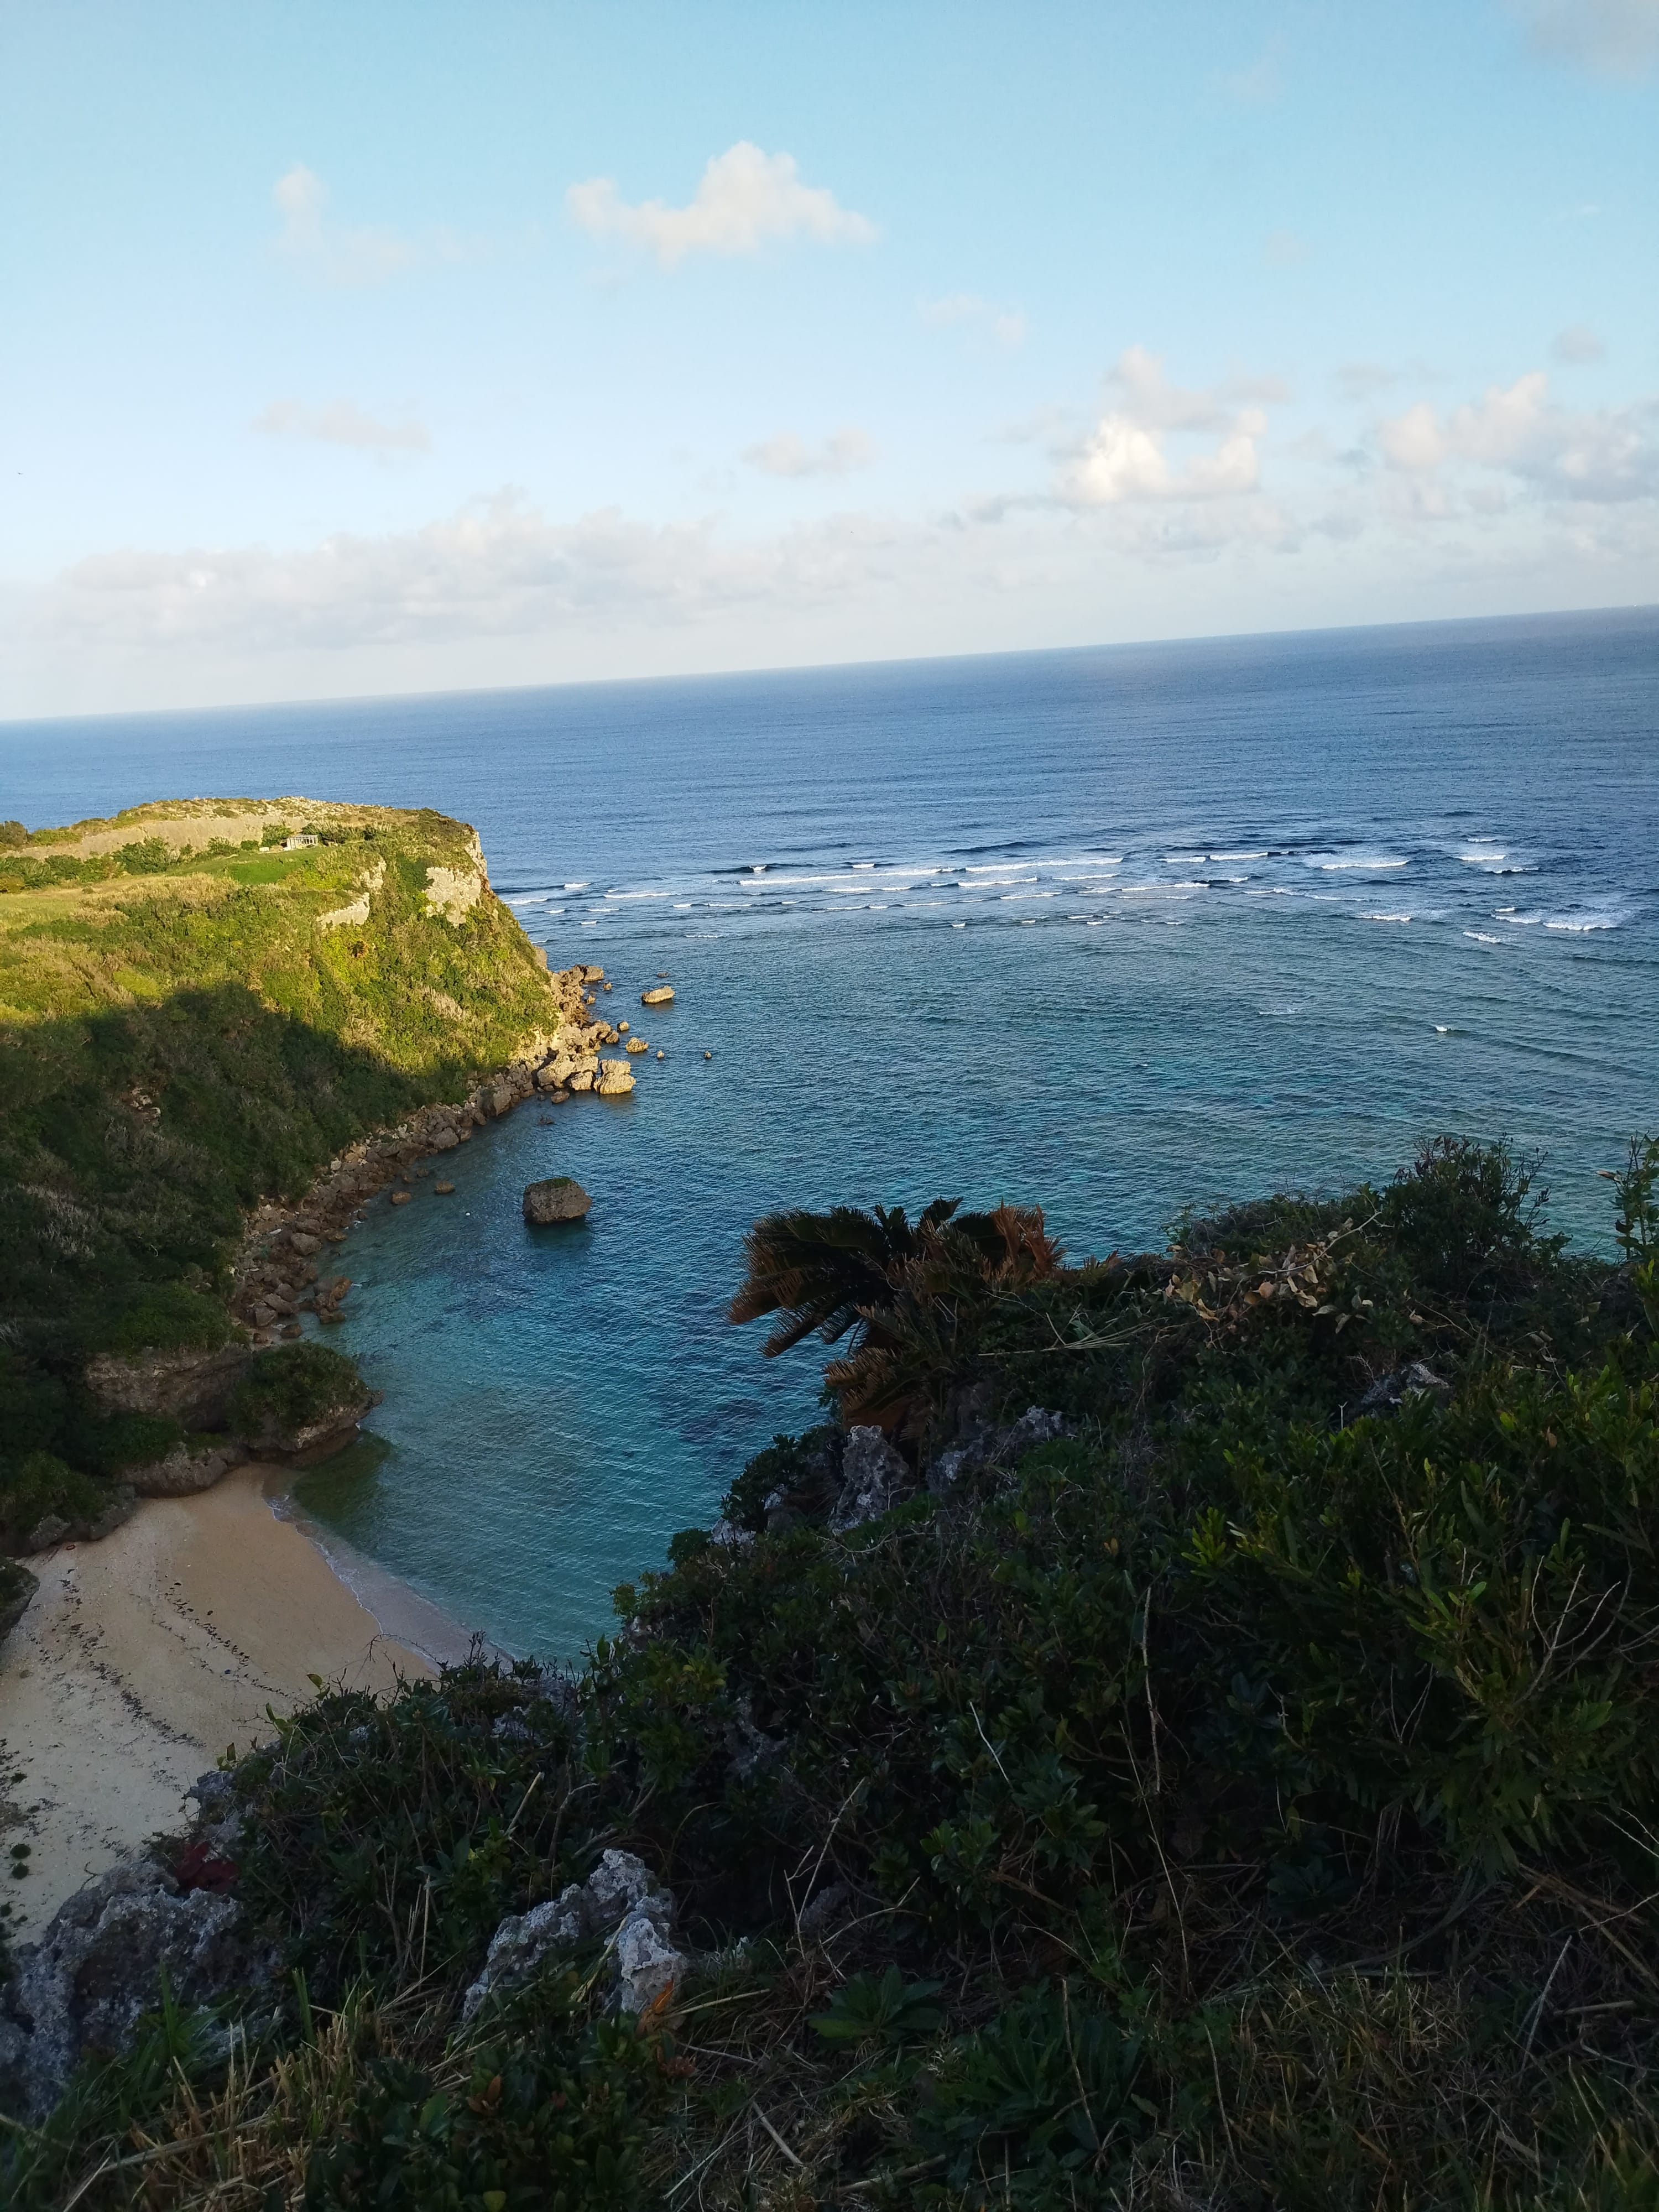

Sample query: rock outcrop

[596,1058,635,1097]
[927,1404,1068,1496]
[523,1177,593,1225]
[126,1439,240,1499]
[641,985,675,1006]
[461,1849,686,2022]
[84,1343,254,1430]
[0,1563,38,1642]
[0,1835,267,2118]
[830,1427,911,1533]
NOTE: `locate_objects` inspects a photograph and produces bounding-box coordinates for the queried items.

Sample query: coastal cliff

[0,797,609,1552]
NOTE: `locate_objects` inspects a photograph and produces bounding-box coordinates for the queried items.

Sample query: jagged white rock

[461,1849,687,2022]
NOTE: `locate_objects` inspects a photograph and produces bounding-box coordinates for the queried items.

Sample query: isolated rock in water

[461,1849,684,2022]
[641,985,675,1005]
[0,1856,264,2121]
[595,1058,635,1097]
[830,1426,910,1533]
[523,1176,593,1225]
[626,1036,648,1055]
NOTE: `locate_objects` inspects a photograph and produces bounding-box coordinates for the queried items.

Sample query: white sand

[0,1467,452,1938]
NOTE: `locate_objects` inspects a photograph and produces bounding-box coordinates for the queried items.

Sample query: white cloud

[1060,347,1287,505]
[744,427,875,478]
[1510,0,1659,75]
[273,165,420,288]
[1552,323,1607,364]
[1379,371,1659,504]
[566,142,876,268]
[30,495,920,655]
[254,400,430,453]
[920,294,1027,348]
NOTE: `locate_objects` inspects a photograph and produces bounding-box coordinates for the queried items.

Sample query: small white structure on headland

[282,833,319,851]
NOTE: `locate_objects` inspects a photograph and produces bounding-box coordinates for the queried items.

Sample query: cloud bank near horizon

[16,351,1655,685]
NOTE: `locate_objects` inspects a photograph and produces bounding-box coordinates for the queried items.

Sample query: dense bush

[227,1341,366,1451]
[10,1139,1659,2209]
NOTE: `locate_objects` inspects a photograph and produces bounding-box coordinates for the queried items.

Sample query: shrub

[104,1280,231,1356]
[0,1452,115,1549]
[228,1342,365,1451]
[116,837,172,877]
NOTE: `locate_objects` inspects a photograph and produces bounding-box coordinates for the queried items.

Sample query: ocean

[4,606,1656,1656]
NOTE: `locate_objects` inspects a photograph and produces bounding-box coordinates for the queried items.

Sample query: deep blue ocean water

[4,608,1656,1657]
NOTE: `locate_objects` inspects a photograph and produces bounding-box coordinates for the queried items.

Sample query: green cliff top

[0,798,566,1543]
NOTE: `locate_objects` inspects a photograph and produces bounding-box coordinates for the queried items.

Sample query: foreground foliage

[9,1137,1659,2209]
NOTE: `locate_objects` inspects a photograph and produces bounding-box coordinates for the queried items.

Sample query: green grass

[9,1139,1659,2208]
[0,797,570,1547]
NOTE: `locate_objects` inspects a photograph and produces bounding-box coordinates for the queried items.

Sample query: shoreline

[0,1465,474,1941]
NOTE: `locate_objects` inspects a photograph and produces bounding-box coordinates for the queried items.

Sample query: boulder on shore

[641,985,675,1006]
[523,1177,593,1225]
[596,1058,635,1097]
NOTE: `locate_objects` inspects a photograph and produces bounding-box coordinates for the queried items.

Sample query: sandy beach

[0,1467,460,1940]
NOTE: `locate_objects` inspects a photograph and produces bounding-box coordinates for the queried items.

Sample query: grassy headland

[0,797,574,1550]
[8,1135,1659,2207]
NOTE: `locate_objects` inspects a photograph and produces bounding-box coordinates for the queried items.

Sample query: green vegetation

[227,1341,367,1453]
[11,1136,1659,2208]
[0,797,564,1548]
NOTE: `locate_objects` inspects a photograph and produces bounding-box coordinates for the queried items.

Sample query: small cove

[8,607,1657,1658]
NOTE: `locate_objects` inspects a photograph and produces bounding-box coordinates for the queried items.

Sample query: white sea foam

[1464,931,1504,944]
[1209,850,1270,861]
[1434,1025,1455,1034]
[1306,855,1409,871]
[1363,912,1412,922]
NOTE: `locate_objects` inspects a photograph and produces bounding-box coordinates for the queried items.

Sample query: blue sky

[2,0,1655,715]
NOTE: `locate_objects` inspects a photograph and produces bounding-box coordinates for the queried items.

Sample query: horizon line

[3,597,1655,735]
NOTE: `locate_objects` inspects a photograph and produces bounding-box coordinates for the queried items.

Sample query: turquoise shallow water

[5,608,1656,1656]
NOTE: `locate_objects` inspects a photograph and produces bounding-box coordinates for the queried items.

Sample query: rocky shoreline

[227,959,658,1343]
[24,961,674,1549]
